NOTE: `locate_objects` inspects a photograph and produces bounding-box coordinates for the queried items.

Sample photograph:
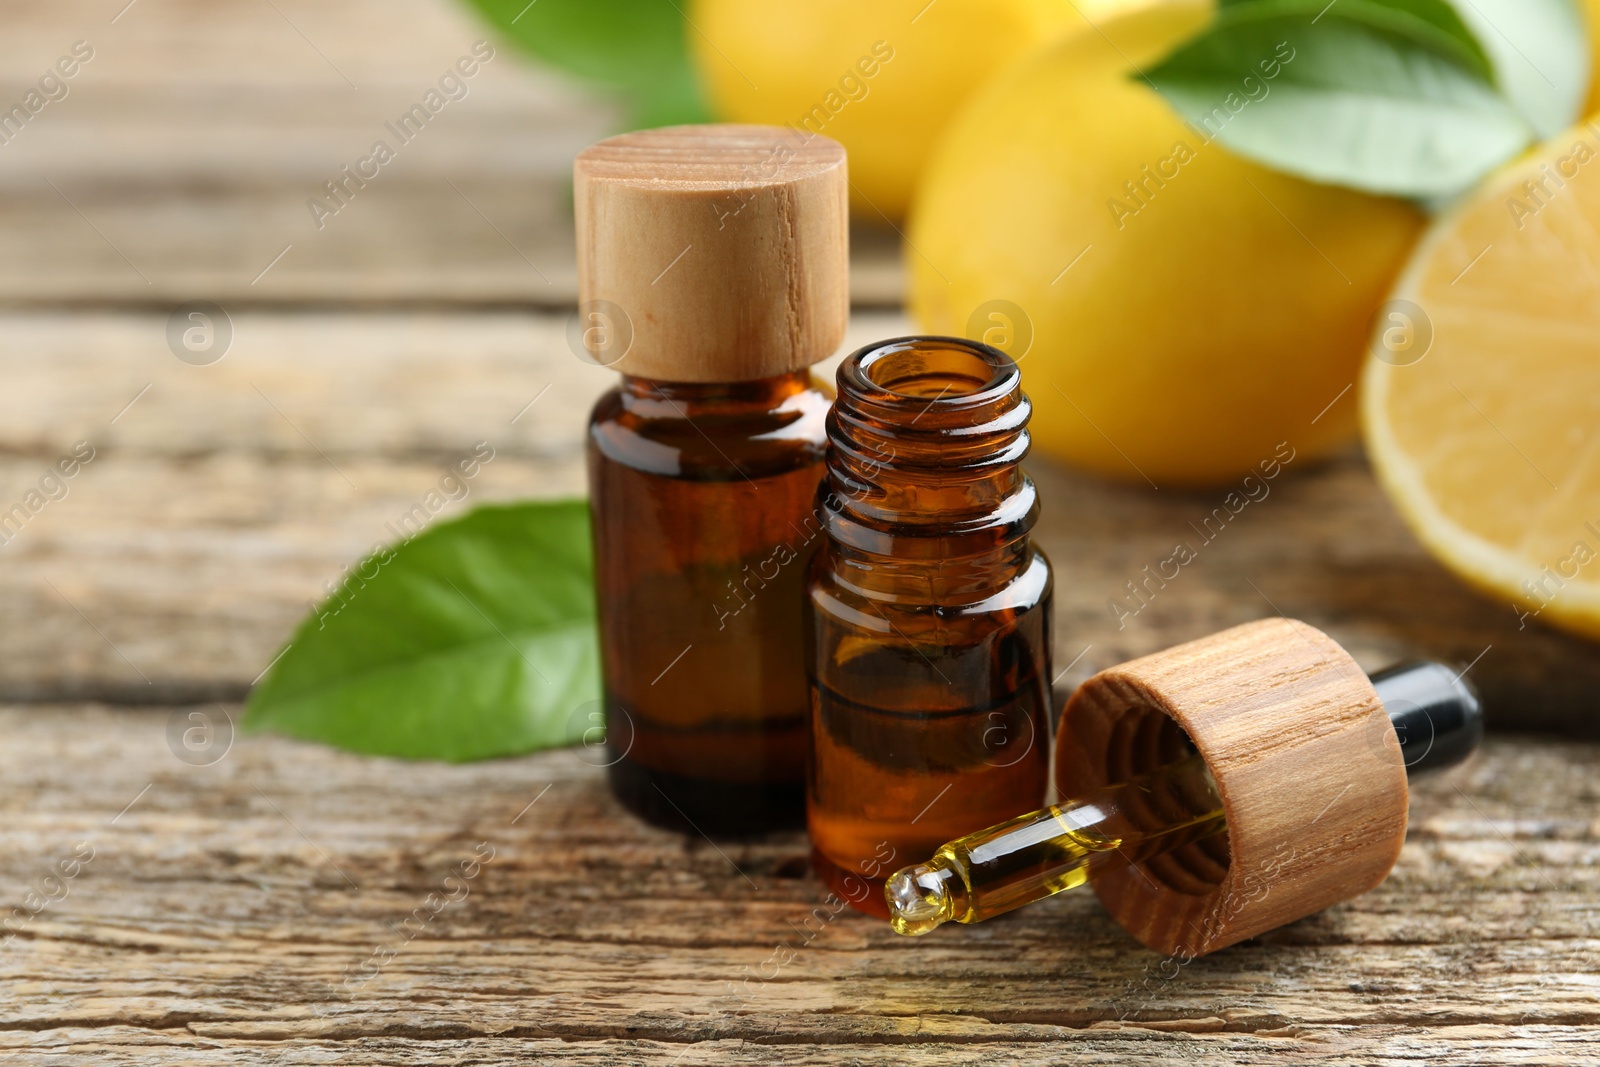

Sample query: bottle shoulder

[807,542,1052,618]
[588,381,830,481]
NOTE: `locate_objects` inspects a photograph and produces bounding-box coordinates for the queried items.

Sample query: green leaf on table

[1444,0,1589,138]
[244,500,600,763]
[1146,0,1535,197]
[461,0,709,129]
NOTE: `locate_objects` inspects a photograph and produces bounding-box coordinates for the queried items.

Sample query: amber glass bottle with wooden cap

[575,125,848,835]
[805,336,1053,912]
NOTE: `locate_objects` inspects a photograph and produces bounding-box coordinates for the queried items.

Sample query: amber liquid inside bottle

[805,338,1053,914]
[588,370,831,835]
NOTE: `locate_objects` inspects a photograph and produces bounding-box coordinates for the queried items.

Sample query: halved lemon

[1363,120,1600,641]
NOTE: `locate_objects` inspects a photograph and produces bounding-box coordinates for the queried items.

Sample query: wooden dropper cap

[1054,618,1411,957]
[573,125,850,382]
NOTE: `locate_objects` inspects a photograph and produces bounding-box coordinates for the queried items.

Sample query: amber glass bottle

[588,372,830,831]
[805,337,1053,912]
[575,125,849,835]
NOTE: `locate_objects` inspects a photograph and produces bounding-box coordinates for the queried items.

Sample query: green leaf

[1220,0,1493,80]
[1146,0,1535,197]
[1359,0,1494,79]
[245,500,601,763]
[1444,0,1589,138]
[460,0,709,128]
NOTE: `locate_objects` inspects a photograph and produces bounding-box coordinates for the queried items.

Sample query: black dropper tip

[1370,660,1484,776]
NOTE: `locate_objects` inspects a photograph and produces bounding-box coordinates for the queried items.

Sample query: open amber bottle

[576,125,849,835]
[805,337,1053,912]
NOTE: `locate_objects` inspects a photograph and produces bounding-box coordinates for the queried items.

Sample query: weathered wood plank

[4,4,1594,1064]
[0,309,890,701]
[0,708,1593,1063]
[0,0,905,305]
[1,309,1596,729]
[2,1028,1595,1065]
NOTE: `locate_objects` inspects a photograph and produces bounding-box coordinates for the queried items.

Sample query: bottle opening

[823,334,1038,558]
[855,338,1013,403]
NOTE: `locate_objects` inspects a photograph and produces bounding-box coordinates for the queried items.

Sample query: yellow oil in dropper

[885,752,1223,936]
[885,660,1484,937]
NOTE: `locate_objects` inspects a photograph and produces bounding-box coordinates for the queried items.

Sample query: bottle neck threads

[822,337,1038,563]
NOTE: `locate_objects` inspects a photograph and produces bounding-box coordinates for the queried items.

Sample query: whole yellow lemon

[688,0,1139,218]
[909,0,1426,487]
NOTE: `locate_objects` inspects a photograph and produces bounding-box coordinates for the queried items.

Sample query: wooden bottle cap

[1055,618,1409,958]
[573,124,849,382]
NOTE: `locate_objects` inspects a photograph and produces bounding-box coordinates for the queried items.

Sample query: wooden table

[2,2,1597,1063]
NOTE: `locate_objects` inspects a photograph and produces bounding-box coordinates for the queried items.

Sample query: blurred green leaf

[1146,0,1534,198]
[462,0,709,128]
[245,500,600,763]
[1218,0,1493,80]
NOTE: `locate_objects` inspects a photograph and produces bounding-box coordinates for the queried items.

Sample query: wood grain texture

[0,706,1595,1064]
[1,309,1595,731]
[1059,619,1409,957]
[575,125,849,380]
[4,1,1599,1060]
[0,0,905,306]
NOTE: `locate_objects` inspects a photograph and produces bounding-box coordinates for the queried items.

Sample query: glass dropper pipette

[885,660,1483,936]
